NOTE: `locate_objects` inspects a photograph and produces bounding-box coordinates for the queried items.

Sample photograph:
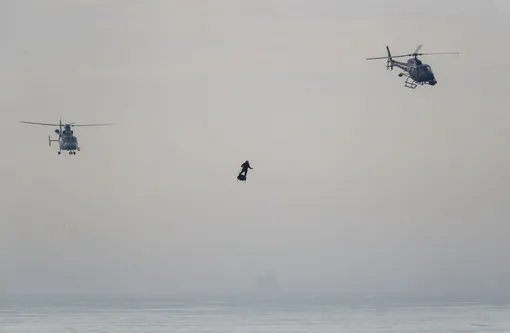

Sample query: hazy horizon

[1,0,510,297]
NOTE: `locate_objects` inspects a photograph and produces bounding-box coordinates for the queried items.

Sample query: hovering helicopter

[366,45,459,89]
[20,119,115,155]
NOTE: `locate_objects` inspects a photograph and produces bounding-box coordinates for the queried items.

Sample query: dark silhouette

[237,160,252,181]
[366,44,459,89]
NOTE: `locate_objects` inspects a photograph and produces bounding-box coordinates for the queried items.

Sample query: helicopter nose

[429,79,437,86]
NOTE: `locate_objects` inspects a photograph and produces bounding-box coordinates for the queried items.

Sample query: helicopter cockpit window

[418,65,432,76]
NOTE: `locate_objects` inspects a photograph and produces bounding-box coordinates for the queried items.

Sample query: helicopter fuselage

[52,125,80,154]
[59,134,79,151]
[393,58,437,85]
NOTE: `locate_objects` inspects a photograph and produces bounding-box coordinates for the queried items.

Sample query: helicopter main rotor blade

[414,44,423,54]
[367,51,459,60]
[366,54,410,60]
[71,123,116,127]
[366,56,389,60]
[416,52,460,56]
[20,121,60,126]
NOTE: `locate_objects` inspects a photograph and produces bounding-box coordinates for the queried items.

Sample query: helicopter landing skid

[404,77,419,89]
[397,72,418,89]
[57,150,77,155]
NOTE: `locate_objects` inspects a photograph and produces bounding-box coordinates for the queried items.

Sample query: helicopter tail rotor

[366,46,395,70]
[386,46,394,70]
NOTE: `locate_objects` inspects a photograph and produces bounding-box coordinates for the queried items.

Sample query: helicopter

[366,45,459,89]
[20,119,115,155]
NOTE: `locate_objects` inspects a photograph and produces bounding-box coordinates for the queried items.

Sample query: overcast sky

[1,0,509,296]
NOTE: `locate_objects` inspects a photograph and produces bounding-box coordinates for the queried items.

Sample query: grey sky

[1,0,509,295]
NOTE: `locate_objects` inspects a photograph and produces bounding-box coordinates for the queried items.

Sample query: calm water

[1,295,509,332]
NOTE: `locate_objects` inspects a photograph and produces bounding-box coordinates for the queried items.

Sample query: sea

[1,294,509,332]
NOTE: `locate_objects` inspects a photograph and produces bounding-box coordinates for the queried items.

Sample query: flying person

[240,160,252,176]
[237,160,252,181]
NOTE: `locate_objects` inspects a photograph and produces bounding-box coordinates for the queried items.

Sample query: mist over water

[2,294,510,332]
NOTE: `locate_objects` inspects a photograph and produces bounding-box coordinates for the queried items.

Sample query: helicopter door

[409,65,417,77]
